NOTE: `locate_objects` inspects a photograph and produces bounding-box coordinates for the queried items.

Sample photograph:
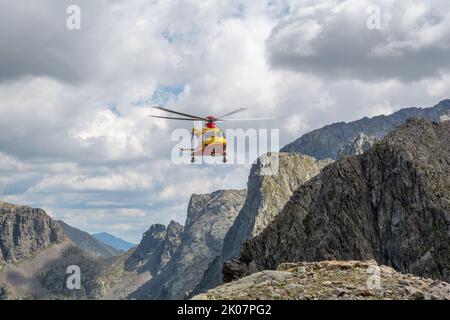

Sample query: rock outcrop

[227,119,450,283]
[58,221,121,259]
[193,154,332,295]
[194,260,450,300]
[336,133,378,159]
[130,189,246,300]
[125,221,183,276]
[0,202,66,265]
[281,99,450,160]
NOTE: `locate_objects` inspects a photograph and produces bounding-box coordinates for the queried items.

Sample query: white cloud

[267,0,450,81]
[28,171,153,193]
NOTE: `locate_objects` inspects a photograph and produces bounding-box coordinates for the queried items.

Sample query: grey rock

[281,99,450,160]
[159,221,184,273]
[0,202,66,265]
[125,221,183,276]
[193,153,332,295]
[336,133,378,159]
[440,110,450,122]
[193,260,450,300]
[130,189,246,300]
[229,119,450,283]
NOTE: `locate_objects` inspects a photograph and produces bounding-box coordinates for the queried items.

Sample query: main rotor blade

[149,115,201,121]
[217,107,247,119]
[217,117,275,122]
[153,106,206,120]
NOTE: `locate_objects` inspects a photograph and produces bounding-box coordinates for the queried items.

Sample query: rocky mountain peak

[227,119,450,283]
[0,202,66,265]
[124,221,183,276]
[130,189,246,300]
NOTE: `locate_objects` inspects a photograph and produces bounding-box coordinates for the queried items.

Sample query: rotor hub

[206,116,217,128]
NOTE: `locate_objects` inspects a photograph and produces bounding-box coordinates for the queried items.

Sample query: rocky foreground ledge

[192,260,450,300]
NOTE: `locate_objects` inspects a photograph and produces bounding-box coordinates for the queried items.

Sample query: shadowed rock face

[193,153,332,296]
[0,202,66,264]
[227,119,450,283]
[130,189,246,300]
[194,260,450,300]
[125,221,183,276]
[281,99,450,160]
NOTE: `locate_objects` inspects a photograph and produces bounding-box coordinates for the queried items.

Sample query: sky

[0,0,449,243]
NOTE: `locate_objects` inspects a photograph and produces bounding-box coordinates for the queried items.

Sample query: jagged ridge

[131,189,246,300]
[227,119,450,283]
[281,99,450,160]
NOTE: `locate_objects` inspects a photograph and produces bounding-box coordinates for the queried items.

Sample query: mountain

[225,119,450,283]
[92,232,135,251]
[281,99,450,160]
[130,189,247,300]
[125,221,183,276]
[193,260,450,300]
[193,153,332,295]
[0,202,111,300]
[58,221,121,258]
[0,201,66,265]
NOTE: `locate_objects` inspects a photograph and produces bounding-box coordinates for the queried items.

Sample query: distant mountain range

[281,99,450,160]
[58,221,120,259]
[92,232,135,252]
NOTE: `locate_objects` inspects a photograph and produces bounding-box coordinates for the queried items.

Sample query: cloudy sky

[1,0,449,243]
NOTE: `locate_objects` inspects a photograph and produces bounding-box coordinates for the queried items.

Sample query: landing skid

[181,148,227,163]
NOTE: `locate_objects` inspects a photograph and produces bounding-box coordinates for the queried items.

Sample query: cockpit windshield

[203,130,224,139]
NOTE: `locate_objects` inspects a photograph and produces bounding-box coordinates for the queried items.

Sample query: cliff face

[193,153,332,295]
[125,221,183,276]
[194,260,450,300]
[130,189,246,300]
[336,133,378,159]
[227,119,450,283]
[222,153,333,258]
[0,202,66,265]
[281,99,450,160]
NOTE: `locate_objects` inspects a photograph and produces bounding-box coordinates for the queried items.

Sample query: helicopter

[149,106,271,163]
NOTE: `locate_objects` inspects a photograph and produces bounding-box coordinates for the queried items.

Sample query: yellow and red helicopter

[149,106,270,163]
